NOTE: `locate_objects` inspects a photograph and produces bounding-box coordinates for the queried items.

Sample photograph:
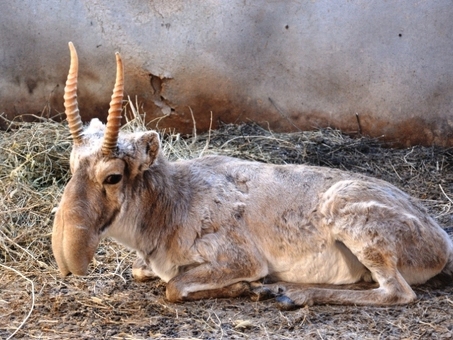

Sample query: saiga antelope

[52,42,453,309]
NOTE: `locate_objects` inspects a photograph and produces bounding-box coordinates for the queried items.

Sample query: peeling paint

[148,74,174,116]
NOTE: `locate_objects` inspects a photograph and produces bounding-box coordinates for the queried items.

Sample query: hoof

[276,295,298,311]
[250,286,276,302]
[229,281,252,296]
[132,257,157,282]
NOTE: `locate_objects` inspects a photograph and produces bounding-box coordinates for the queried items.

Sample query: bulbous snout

[51,202,100,277]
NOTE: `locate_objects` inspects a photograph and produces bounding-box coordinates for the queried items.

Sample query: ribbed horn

[64,42,83,145]
[102,52,124,156]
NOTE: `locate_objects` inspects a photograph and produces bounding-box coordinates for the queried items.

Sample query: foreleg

[166,262,263,302]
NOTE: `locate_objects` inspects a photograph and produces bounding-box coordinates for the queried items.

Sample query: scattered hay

[0,109,452,339]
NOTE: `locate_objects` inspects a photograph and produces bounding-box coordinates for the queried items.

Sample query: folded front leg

[165,262,264,302]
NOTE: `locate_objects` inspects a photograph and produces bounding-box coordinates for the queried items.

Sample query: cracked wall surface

[1,0,452,146]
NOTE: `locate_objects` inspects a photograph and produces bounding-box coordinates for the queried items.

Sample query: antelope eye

[104,174,123,185]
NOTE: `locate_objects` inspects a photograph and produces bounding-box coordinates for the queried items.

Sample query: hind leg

[268,179,443,308]
[251,281,379,303]
[271,213,419,307]
[275,263,416,309]
[251,254,416,309]
[251,245,416,309]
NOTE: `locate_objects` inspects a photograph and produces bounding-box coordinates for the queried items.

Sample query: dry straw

[0,102,452,339]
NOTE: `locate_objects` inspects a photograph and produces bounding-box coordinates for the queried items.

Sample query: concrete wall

[1,0,452,146]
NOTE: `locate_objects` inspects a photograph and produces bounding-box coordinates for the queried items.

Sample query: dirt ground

[1,118,452,339]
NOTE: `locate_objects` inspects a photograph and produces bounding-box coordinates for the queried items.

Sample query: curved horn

[102,52,124,156]
[64,42,84,145]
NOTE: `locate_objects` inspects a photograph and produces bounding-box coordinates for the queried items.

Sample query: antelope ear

[135,131,161,168]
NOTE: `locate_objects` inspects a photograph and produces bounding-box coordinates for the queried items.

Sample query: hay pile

[0,110,452,339]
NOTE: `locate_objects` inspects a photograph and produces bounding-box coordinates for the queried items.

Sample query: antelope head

[52,43,160,276]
